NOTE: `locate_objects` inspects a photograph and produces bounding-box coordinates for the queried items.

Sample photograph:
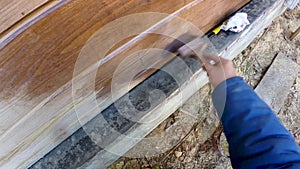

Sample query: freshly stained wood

[82,1,286,167]
[0,0,49,34]
[0,0,250,168]
[0,0,70,48]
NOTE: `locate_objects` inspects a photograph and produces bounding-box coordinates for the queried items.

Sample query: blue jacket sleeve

[212,77,300,169]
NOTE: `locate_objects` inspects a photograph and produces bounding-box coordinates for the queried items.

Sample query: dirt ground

[109,5,300,169]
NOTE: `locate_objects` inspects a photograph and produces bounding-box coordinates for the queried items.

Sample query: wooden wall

[0,0,250,168]
[0,0,49,34]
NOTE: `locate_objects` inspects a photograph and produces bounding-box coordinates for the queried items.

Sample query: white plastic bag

[220,12,250,33]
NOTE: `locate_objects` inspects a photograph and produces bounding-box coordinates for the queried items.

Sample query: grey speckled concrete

[30,57,201,169]
[255,52,300,113]
[29,0,281,168]
[30,128,100,169]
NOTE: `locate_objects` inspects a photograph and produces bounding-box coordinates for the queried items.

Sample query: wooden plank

[0,0,197,139]
[32,0,285,168]
[0,0,250,168]
[0,0,71,48]
[81,0,286,168]
[255,52,300,113]
[0,1,193,168]
[0,0,49,34]
[0,0,196,136]
[180,0,249,32]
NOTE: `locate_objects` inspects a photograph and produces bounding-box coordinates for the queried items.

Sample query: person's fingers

[200,54,221,71]
[200,54,220,74]
[201,65,210,77]
[165,34,197,53]
[178,40,207,58]
[200,54,237,87]
[202,65,207,71]
[202,54,219,60]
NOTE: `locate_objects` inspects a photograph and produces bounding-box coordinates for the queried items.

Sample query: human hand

[200,54,237,88]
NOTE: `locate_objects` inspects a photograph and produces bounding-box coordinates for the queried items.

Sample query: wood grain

[0,0,49,34]
[0,0,196,168]
[83,1,286,167]
[181,0,250,31]
[0,0,250,168]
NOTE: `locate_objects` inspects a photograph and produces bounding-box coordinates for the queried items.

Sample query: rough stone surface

[255,52,300,113]
[29,128,100,169]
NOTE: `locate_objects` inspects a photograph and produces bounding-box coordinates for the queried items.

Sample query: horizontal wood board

[0,0,250,168]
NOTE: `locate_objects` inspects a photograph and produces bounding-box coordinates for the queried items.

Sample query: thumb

[199,54,220,71]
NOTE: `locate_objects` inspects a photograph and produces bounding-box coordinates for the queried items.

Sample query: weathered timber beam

[30,0,286,168]
[0,0,252,168]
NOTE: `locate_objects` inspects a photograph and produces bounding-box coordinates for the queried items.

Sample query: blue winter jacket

[212,77,300,169]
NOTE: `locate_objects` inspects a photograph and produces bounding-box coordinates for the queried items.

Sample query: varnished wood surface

[0,0,49,34]
[0,0,250,168]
